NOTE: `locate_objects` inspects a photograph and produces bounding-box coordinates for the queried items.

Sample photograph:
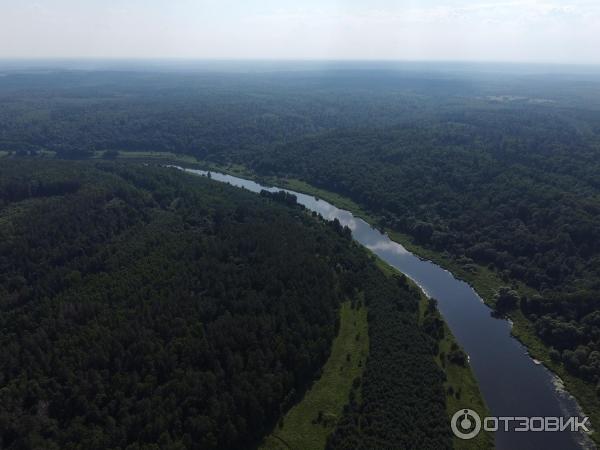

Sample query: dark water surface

[179,167,594,450]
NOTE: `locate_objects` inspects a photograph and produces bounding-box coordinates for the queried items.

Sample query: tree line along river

[175,166,593,450]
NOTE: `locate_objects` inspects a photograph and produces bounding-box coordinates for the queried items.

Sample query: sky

[0,0,599,64]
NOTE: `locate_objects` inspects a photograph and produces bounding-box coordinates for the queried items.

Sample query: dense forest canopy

[1,64,600,159]
[3,62,600,442]
[0,161,450,449]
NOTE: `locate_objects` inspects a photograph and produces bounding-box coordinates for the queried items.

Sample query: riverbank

[383,230,599,447]
[181,159,597,447]
[375,258,494,450]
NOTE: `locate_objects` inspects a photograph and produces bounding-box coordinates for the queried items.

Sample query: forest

[244,110,600,386]
[327,270,450,449]
[0,160,450,449]
[2,63,600,444]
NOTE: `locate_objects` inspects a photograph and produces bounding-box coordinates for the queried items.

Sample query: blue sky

[1,0,598,64]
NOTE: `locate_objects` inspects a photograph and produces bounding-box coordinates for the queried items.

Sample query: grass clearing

[432,311,495,449]
[260,301,368,450]
[186,160,374,221]
[276,178,369,218]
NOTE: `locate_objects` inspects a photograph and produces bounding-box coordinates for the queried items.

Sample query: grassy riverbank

[375,259,494,450]
[384,230,599,445]
[260,301,369,450]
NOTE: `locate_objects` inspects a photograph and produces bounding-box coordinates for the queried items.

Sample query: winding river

[178,166,593,450]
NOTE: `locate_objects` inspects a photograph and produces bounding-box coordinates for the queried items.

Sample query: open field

[260,301,368,450]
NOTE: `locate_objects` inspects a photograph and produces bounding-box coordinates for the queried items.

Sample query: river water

[178,167,593,450]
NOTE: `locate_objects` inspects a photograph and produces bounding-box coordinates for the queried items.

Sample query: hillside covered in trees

[0,161,450,449]
[3,61,600,438]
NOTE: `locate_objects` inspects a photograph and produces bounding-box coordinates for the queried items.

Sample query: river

[177,166,593,450]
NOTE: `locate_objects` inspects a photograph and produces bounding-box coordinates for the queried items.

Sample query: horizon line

[1,57,600,68]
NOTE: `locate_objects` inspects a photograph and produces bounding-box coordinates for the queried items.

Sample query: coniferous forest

[0,161,450,449]
[2,63,600,448]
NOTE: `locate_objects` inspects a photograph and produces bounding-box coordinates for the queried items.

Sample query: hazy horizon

[1,59,600,78]
[1,1,599,65]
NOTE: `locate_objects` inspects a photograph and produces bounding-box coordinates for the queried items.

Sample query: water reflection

[366,239,410,255]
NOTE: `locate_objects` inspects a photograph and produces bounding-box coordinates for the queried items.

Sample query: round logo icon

[451,409,482,440]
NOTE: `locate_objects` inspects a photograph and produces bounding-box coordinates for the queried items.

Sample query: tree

[494,287,519,313]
